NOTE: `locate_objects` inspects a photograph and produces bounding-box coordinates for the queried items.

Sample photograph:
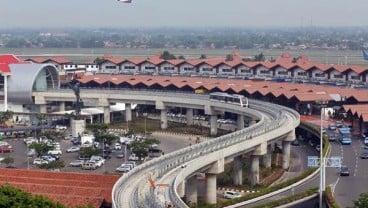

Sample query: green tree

[353,192,368,208]
[86,123,118,146]
[226,54,233,61]
[160,51,176,60]
[254,53,265,61]
[79,147,100,159]
[1,157,14,166]
[130,138,160,160]
[0,185,65,208]
[39,160,65,170]
[29,143,53,157]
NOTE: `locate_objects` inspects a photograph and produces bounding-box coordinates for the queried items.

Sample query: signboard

[308,156,320,167]
[325,157,342,168]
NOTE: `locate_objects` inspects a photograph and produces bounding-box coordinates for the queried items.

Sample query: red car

[0,145,14,153]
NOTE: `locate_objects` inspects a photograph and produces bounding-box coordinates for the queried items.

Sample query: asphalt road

[329,132,368,208]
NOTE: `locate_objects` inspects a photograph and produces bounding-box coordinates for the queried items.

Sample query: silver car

[69,160,85,167]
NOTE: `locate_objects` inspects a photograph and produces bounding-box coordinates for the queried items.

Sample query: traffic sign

[308,156,320,167]
[325,157,341,168]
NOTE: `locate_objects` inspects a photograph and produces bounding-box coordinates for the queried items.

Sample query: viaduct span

[31,89,300,208]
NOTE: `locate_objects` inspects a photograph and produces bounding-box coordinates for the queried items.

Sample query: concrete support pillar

[263,144,272,168]
[250,155,260,186]
[160,108,168,129]
[125,103,132,122]
[177,181,185,198]
[186,108,193,126]
[250,143,267,186]
[210,115,217,136]
[282,130,295,170]
[39,104,47,114]
[59,102,65,112]
[103,106,110,124]
[3,75,7,111]
[237,114,244,130]
[205,173,217,204]
[233,155,243,185]
[282,141,291,170]
[186,176,197,205]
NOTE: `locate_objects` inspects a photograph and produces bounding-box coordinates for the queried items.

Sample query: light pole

[317,100,328,208]
[143,113,147,138]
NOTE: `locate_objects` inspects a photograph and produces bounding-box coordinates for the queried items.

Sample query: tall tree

[353,192,368,208]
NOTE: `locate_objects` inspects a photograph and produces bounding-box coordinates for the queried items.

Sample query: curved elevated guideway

[31,89,300,208]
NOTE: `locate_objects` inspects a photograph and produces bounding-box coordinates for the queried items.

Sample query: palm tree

[0,110,14,125]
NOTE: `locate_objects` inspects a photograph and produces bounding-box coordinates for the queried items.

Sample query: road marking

[331,177,340,194]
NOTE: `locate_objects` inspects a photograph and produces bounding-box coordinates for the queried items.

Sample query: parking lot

[0,131,194,175]
[1,137,136,174]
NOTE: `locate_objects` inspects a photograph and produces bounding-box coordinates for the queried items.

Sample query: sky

[0,0,367,28]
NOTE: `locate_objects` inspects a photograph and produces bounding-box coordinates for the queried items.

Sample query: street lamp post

[143,113,147,138]
[317,100,328,208]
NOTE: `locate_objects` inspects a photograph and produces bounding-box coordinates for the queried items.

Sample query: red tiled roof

[24,57,46,63]
[76,74,368,104]
[0,168,120,208]
[0,54,24,73]
[44,57,71,64]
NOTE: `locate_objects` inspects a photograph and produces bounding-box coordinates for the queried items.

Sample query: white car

[223,191,241,199]
[114,143,122,150]
[33,158,48,165]
[116,164,132,173]
[69,160,85,167]
[66,146,80,153]
[48,149,62,155]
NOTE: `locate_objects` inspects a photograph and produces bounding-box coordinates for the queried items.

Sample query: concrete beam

[284,129,296,142]
[207,158,224,174]
[155,100,165,110]
[39,104,47,114]
[59,102,65,112]
[177,181,185,198]
[253,142,267,156]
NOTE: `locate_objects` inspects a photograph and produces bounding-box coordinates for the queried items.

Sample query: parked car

[114,143,122,150]
[66,146,80,153]
[33,158,48,165]
[360,151,368,159]
[364,138,368,146]
[115,164,132,173]
[223,191,241,199]
[69,160,85,167]
[47,149,62,155]
[0,145,14,153]
[81,162,97,170]
[340,165,350,176]
[328,124,337,131]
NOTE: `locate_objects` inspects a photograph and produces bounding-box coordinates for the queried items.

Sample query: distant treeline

[0,27,367,50]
